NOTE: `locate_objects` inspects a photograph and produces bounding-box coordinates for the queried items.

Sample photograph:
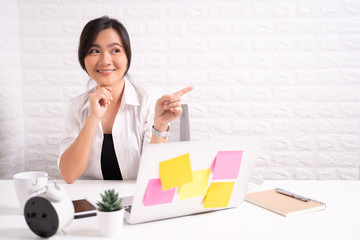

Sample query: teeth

[98,70,113,73]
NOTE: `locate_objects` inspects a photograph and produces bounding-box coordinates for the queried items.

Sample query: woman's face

[84,28,128,87]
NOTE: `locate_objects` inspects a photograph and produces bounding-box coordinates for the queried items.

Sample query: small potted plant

[96,189,124,237]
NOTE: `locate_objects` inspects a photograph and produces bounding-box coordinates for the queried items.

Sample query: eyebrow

[90,43,123,48]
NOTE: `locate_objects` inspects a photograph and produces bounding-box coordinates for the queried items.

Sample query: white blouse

[58,79,154,180]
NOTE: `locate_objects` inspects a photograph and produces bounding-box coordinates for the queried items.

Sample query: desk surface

[1,180,359,240]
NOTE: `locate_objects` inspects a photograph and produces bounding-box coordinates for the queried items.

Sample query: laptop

[123,137,262,224]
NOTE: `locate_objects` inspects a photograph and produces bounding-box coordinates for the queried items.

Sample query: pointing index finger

[173,86,194,97]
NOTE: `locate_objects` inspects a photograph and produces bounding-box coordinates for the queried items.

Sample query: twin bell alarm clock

[23,180,75,238]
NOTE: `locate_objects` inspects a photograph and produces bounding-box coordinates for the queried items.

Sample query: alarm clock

[23,181,74,238]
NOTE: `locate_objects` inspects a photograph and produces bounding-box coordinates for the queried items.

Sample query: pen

[275,188,309,202]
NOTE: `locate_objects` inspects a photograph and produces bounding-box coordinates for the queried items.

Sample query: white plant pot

[97,209,124,237]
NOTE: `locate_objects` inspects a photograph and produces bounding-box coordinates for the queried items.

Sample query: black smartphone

[72,199,97,219]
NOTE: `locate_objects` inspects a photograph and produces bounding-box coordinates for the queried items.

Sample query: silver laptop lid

[126,137,262,224]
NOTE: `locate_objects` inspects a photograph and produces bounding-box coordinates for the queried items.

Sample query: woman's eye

[112,48,121,53]
[89,49,99,54]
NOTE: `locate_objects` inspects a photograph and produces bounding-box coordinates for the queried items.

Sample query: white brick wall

[0,1,25,178]
[1,0,359,180]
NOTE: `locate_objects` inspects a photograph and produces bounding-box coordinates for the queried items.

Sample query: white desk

[1,180,359,240]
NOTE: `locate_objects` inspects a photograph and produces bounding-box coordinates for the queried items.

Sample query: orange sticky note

[203,182,235,208]
[159,153,193,191]
[179,169,210,200]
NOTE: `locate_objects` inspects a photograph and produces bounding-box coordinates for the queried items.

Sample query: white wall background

[1,0,360,180]
[0,1,25,179]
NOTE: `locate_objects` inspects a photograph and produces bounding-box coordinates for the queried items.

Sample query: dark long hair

[78,16,132,77]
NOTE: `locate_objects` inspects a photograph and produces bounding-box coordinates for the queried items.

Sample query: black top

[101,134,123,180]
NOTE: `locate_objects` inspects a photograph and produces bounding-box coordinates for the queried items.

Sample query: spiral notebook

[245,188,326,217]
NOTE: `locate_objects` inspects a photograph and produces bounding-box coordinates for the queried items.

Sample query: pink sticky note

[212,151,243,179]
[143,179,176,206]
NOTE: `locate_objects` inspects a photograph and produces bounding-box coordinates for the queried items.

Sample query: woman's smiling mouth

[97,69,115,73]
[96,69,115,75]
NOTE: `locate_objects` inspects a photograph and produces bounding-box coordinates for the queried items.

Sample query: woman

[58,16,193,183]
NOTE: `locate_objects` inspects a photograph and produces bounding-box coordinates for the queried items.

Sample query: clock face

[24,196,59,238]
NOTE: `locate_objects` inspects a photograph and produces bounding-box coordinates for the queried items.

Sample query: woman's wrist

[153,122,169,132]
[152,125,170,139]
[87,114,101,127]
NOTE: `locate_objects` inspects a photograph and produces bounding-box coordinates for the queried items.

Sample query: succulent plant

[96,189,123,212]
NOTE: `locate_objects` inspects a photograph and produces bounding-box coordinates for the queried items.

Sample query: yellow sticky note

[159,153,193,191]
[203,182,235,208]
[179,169,210,200]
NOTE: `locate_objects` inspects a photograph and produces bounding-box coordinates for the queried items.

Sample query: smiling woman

[84,30,128,86]
[78,17,131,78]
[58,16,193,184]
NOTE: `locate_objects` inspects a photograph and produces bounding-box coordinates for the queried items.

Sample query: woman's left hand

[153,86,194,131]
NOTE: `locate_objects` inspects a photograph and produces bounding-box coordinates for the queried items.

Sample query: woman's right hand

[88,86,113,120]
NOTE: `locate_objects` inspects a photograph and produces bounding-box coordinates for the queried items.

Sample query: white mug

[13,171,48,211]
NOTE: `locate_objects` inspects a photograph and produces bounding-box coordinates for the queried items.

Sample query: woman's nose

[100,52,111,65]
